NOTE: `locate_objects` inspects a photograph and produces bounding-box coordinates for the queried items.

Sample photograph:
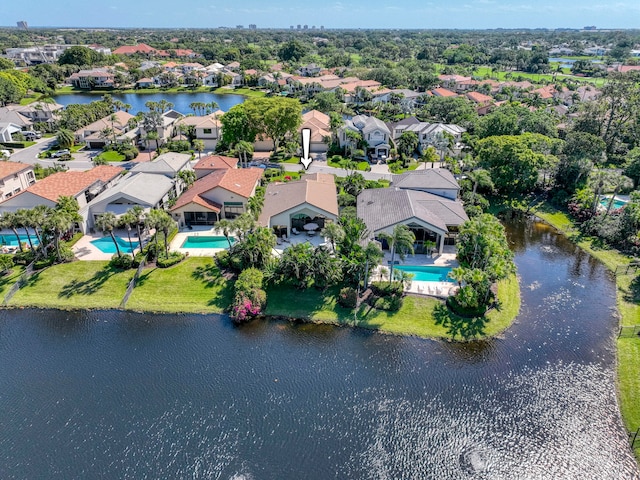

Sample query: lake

[0,217,638,479]
[52,91,245,115]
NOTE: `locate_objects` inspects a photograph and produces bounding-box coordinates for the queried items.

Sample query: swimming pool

[393,265,454,282]
[599,197,628,210]
[180,236,234,249]
[91,236,139,254]
[0,234,39,247]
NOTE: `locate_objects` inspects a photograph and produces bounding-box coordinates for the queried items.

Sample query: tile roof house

[0,103,63,125]
[0,166,124,232]
[0,108,33,130]
[112,43,156,55]
[431,87,458,98]
[466,91,495,115]
[300,110,331,154]
[129,152,193,196]
[193,155,238,179]
[258,173,339,237]
[68,69,115,89]
[74,110,136,149]
[0,122,24,143]
[357,186,468,255]
[0,161,36,201]
[170,167,263,226]
[174,113,221,149]
[86,172,175,230]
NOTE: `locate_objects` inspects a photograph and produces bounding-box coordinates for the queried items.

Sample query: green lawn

[0,265,26,301]
[126,257,233,313]
[533,202,640,459]
[265,274,520,339]
[9,261,133,310]
[19,95,39,105]
[471,66,606,87]
[97,150,125,162]
[213,87,266,98]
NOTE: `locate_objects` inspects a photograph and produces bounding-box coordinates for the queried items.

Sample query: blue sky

[5,1,640,29]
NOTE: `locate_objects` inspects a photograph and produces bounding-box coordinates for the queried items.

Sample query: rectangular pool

[394,265,454,282]
[180,236,234,249]
[91,236,139,254]
[599,197,628,210]
[0,234,39,247]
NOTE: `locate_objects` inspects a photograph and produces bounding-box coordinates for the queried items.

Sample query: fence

[119,258,146,309]
[618,325,640,338]
[2,261,35,305]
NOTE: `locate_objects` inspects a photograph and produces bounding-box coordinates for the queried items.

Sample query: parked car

[22,131,42,140]
[51,149,70,158]
[0,149,11,159]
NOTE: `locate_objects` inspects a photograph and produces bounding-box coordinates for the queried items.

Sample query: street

[8,137,97,171]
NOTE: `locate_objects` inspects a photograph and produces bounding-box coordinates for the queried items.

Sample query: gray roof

[391,169,460,191]
[129,153,191,177]
[350,115,390,135]
[89,172,174,207]
[357,188,468,234]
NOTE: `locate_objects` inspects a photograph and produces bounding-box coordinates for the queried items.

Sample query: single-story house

[258,173,339,237]
[86,172,175,231]
[357,187,469,255]
[170,167,263,226]
[74,110,136,149]
[0,161,36,201]
[193,155,238,179]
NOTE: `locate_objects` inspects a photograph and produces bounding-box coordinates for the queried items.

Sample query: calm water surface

[52,92,245,115]
[0,218,638,479]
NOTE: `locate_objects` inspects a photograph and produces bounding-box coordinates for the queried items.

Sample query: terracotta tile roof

[0,161,32,180]
[75,110,136,135]
[432,88,457,97]
[466,91,494,104]
[532,85,557,99]
[20,166,123,203]
[171,168,262,211]
[113,43,156,55]
[193,155,238,171]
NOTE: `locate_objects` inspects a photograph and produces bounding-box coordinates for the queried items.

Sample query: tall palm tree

[119,211,138,254]
[377,224,416,285]
[128,205,147,250]
[95,212,122,258]
[235,140,254,169]
[46,210,74,262]
[192,139,205,160]
[145,131,159,160]
[247,195,264,221]
[467,169,494,202]
[56,129,75,149]
[321,222,345,252]
[0,212,23,252]
[158,212,174,259]
[216,218,235,248]
[15,209,35,253]
[29,205,51,256]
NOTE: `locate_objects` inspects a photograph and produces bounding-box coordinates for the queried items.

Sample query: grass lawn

[265,274,520,339]
[19,95,38,105]
[126,257,233,314]
[97,150,126,162]
[9,261,133,310]
[213,87,266,98]
[533,202,640,459]
[0,265,26,301]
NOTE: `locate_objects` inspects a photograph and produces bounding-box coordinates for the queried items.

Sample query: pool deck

[171,226,231,257]
[73,231,146,261]
[373,246,460,298]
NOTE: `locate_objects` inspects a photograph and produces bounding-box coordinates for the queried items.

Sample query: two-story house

[68,69,116,89]
[339,115,391,160]
[0,162,36,201]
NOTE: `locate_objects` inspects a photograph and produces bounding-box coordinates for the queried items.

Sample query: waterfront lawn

[265,274,520,339]
[126,257,233,314]
[9,261,132,310]
[0,265,26,299]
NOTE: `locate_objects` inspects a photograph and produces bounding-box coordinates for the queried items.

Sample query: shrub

[156,252,185,268]
[33,258,54,270]
[338,286,358,308]
[109,254,134,270]
[338,192,356,207]
[58,245,75,262]
[167,140,191,153]
[0,254,14,274]
[132,252,146,268]
[231,267,266,324]
[13,250,35,265]
[214,250,231,269]
[370,281,404,297]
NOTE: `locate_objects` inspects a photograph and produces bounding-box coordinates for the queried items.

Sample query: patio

[73,229,147,261]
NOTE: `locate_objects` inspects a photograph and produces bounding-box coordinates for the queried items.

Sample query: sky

[4,0,640,29]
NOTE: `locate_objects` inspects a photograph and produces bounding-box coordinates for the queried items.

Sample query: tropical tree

[467,168,494,202]
[45,209,74,262]
[95,212,122,258]
[192,139,205,160]
[0,212,23,252]
[235,140,254,169]
[321,222,345,252]
[56,129,75,149]
[397,131,419,158]
[247,186,265,220]
[14,209,35,253]
[127,205,146,250]
[119,211,138,254]
[216,218,236,249]
[420,146,439,169]
[377,224,416,285]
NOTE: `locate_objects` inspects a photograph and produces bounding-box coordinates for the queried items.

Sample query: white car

[0,149,11,159]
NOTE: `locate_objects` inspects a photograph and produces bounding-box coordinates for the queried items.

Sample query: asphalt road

[8,138,97,170]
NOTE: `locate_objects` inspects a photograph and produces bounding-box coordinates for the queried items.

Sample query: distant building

[249,24,257,29]
[16,21,28,29]
[584,26,597,30]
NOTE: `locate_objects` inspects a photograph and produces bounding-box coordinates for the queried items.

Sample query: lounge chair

[292,228,300,235]
[276,237,283,245]
[282,235,290,243]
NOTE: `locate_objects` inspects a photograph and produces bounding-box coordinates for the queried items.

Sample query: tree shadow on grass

[433,303,488,340]
[58,266,119,299]
[192,264,235,311]
[133,267,157,288]
[623,275,640,304]
[0,268,22,296]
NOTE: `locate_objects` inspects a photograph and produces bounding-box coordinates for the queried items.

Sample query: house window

[224,202,244,219]
[203,128,212,134]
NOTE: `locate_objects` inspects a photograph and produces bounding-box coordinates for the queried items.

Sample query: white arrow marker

[300,128,312,170]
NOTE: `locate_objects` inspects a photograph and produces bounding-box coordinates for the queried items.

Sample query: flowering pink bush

[284,175,292,181]
[231,297,263,323]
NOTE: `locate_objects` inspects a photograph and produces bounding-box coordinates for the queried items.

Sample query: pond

[0,217,638,479]
[51,91,245,115]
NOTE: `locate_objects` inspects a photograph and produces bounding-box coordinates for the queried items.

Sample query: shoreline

[52,86,265,97]
[532,203,640,462]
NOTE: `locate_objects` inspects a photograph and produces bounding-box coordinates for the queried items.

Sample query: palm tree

[216,218,235,248]
[206,101,219,115]
[190,102,206,115]
[145,131,159,160]
[235,140,254,169]
[15,209,35,253]
[377,224,416,285]
[321,222,345,252]
[157,211,174,259]
[0,212,23,252]
[29,205,51,256]
[247,194,264,221]
[56,129,75,149]
[119,211,138,254]
[192,139,205,160]
[46,210,74,262]
[467,169,494,202]
[128,205,147,250]
[95,212,122,258]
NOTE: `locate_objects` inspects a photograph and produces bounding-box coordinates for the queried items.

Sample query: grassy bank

[265,273,520,339]
[533,202,640,460]
[125,257,233,314]
[53,86,265,97]
[9,261,133,310]
[0,265,26,301]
